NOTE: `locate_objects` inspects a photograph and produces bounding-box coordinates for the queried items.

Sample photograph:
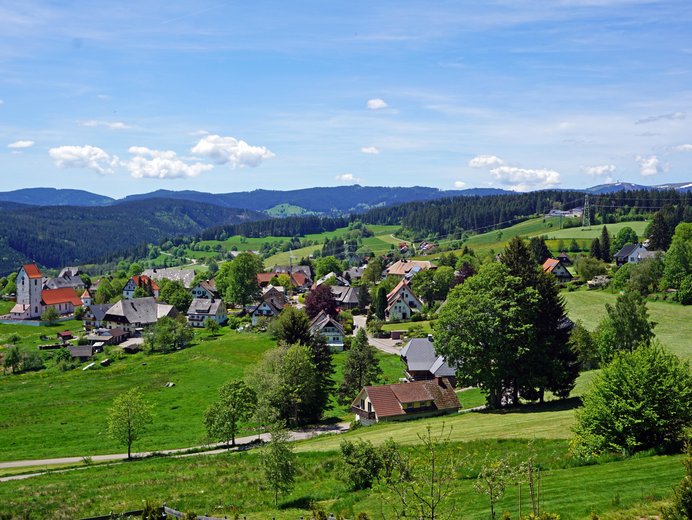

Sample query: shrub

[340,439,383,490]
[572,344,692,457]
[679,275,692,305]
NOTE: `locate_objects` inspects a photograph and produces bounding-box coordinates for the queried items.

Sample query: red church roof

[22,264,43,279]
[41,288,82,306]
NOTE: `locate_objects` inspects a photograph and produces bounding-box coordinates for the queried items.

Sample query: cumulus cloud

[335,173,361,183]
[453,181,467,189]
[636,155,667,176]
[469,155,505,168]
[366,98,388,110]
[191,134,274,168]
[126,147,213,179]
[582,164,616,176]
[81,120,131,130]
[635,112,685,125]
[490,166,561,192]
[8,140,34,149]
[673,144,692,152]
[49,145,119,174]
[360,146,380,155]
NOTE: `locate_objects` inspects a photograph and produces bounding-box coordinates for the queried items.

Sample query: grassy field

[563,290,692,360]
[0,433,682,519]
[380,319,434,334]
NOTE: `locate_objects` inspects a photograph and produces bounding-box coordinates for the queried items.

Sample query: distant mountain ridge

[0,183,689,212]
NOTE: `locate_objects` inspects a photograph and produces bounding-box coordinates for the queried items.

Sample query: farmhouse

[385,279,423,321]
[249,295,285,326]
[44,272,85,292]
[82,303,113,330]
[351,378,460,426]
[386,259,435,278]
[103,297,177,334]
[186,298,227,328]
[143,267,196,289]
[312,272,350,289]
[122,275,160,300]
[542,258,573,283]
[87,327,129,347]
[67,344,100,363]
[400,337,457,386]
[330,285,360,310]
[614,243,652,266]
[309,310,345,351]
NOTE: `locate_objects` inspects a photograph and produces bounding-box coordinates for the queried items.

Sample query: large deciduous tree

[594,291,655,363]
[274,306,312,346]
[107,388,153,459]
[158,279,193,312]
[204,380,257,447]
[663,222,692,289]
[611,226,638,257]
[261,427,296,506]
[221,252,263,306]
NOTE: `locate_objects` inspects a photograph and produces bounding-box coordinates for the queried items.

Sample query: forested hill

[0,199,262,275]
[360,188,692,238]
[0,188,114,206]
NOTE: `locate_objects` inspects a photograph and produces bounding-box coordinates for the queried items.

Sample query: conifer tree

[600,226,612,263]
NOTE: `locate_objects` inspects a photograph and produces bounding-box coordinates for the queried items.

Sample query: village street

[353,315,403,355]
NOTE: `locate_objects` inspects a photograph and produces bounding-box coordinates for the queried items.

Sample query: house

[386,259,435,278]
[80,289,93,306]
[262,285,288,303]
[142,268,196,289]
[57,330,74,344]
[271,265,312,279]
[343,266,365,282]
[309,310,345,351]
[249,296,285,326]
[614,243,649,266]
[351,378,460,426]
[122,275,160,300]
[44,272,85,292]
[258,272,311,293]
[400,337,457,386]
[186,298,227,328]
[41,288,83,315]
[312,272,350,289]
[330,285,360,310]
[103,297,177,334]
[190,279,219,299]
[556,252,572,265]
[542,258,573,283]
[385,279,423,321]
[82,303,113,330]
[418,241,437,255]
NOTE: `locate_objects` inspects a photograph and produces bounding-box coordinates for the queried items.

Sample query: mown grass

[0,436,682,520]
[563,289,692,360]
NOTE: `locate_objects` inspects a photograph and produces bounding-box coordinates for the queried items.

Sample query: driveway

[353,315,402,355]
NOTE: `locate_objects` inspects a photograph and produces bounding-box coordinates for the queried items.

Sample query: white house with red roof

[385,279,423,322]
[11,264,83,320]
[542,258,573,283]
[123,275,160,299]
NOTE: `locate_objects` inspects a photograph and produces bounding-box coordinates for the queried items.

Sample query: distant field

[544,220,649,240]
[564,290,692,360]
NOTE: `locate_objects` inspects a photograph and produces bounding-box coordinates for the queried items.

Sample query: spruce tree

[590,238,602,260]
[600,226,612,263]
[338,329,382,404]
[374,286,387,320]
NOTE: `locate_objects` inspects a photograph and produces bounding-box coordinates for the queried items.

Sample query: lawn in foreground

[0,435,681,520]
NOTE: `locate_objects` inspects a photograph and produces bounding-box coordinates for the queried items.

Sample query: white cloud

[49,145,119,174]
[453,181,467,189]
[582,164,616,176]
[191,134,274,167]
[469,155,505,168]
[636,155,667,176]
[635,112,686,125]
[81,120,132,130]
[126,147,213,179]
[366,98,388,110]
[335,173,361,183]
[8,140,34,149]
[189,129,209,137]
[490,166,561,191]
[360,146,380,155]
[673,144,692,152]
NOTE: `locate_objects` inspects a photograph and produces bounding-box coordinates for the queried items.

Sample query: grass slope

[563,290,692,360]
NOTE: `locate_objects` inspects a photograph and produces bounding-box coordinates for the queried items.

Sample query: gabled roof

[386,279,409,302]
[386,259,434,277]
[104,297,175,325]
[127,275,160,292]
[257,272,276,285]
[330,285,360,306]
[22,264,43,279]
[400,338,456,378]
[313,272,350,289]
[84,303,113,321]
[385,279,421,310]
[198,279,217,292]
[356,378,459,419]
[542,258,560,273]
[614,243,640,258]
[309,310,345,335]
[68,345,95,359]
[251,296,285,315]
[186,298,224,316]
[143,268,195,288]
[41,288,82,306]
[81,289,92,299]
[45,275,83,290]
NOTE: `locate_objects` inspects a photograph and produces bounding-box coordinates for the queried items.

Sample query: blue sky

[1,0,691,197]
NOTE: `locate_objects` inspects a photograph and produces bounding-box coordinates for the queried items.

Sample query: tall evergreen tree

[528,236,552,264]
[648,211,671,250]
[590,238,602,260]
[600,226,612,263]
[374,286,387,320]
[302,334,335,423]
[338,329,382,404]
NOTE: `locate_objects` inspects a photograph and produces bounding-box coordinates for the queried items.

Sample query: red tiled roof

[386,279,408,301]
[41,288,82,306]
[542,258,560,273]
[130,275,159,291]
[291,272,308,286]
[257,273,275,284]
[22,264,42,279]
[361,378,460,419]
[365,385,402,418]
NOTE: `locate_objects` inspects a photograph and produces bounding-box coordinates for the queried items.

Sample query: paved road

[353,315,403,355]
[0,422,349,480]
